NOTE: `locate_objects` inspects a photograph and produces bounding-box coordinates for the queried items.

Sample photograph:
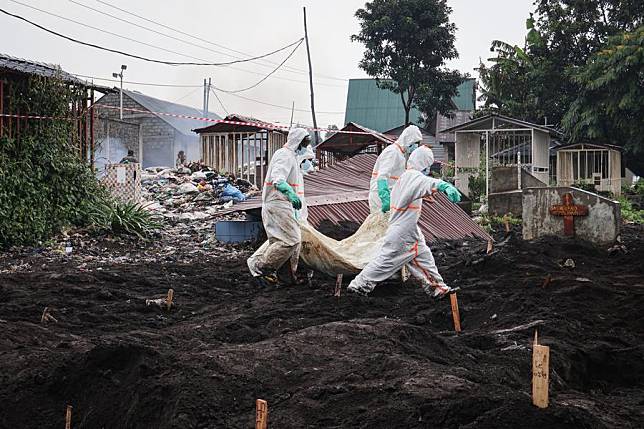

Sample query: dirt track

[0,226,643,428]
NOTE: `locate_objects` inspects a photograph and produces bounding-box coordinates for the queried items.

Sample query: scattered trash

[145,298,167,308]
[607,244,627,255]
[575,277,592,282]
[561,258,576,268]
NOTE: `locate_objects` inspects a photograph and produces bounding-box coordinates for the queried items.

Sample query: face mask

[421,167,431,176]
[408,142,420,154]
[300,159,313,175]
[296,147,307,156]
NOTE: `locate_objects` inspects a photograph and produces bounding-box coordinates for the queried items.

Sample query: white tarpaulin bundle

[299,212,389,275]
[252,212,390,277]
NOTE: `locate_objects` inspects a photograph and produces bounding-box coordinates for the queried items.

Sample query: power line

[209,87,229,116]
[211,39,304,93]
[70,73,345,115]
[172,86,202,103]
[3,1,346,88]
[68,0,311,77]
[220,91,345,115]
[73,74,203,87]
[3,2,303,67]
[95,0,349,82]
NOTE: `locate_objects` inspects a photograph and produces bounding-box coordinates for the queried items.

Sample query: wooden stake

[41,307,58,324]
[504,216,510,233]
[540,275,552,289]
[65,405,72,429]
[450,292,462,333]
[334,274,343,297]
[532,331,550,408]
[256,399,268,429]
[486,239,493,254]
[166,289,174,311]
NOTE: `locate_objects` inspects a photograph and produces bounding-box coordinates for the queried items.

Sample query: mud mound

[0,226,642,428]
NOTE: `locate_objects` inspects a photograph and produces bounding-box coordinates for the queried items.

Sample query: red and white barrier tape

[1,105,404,139]
[0,113,79,121]
[93,104,382,136]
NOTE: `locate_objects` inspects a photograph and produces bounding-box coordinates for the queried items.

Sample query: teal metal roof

[344,78,475,132]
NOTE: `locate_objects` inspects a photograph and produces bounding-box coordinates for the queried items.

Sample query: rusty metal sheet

[221,153,491,242]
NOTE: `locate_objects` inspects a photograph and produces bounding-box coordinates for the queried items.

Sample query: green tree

[478,0,643,125]
[563,26,644,168]
[351,0,464,126]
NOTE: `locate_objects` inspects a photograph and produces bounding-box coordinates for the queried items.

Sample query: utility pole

[289,101,295,128]
[206,78,212,116]
[303,7,319,144]
[112,64,127,120]
[202,78,207,117]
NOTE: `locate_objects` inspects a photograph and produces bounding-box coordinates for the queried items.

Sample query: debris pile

[141,166,259,222]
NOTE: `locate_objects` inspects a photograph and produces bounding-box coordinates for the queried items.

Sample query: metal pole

[203,79,207,117]
[206,78,211,116]
[485,130,489,203]
[303,7,319,144]
[290,101,295,129]
[119,73,123,120]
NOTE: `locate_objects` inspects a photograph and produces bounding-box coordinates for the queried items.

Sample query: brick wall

[96,93,177,167]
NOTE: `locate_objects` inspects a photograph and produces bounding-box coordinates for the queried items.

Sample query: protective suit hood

[298,146,315,161]
[395,125,423,150]
[285,127,310,151]
[407,145,435,171]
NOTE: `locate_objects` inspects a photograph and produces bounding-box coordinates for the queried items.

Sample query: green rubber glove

[274,181,302,209]
[437,181,462,203]
[377,178,391,212]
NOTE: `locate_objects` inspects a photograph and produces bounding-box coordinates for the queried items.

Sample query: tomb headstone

[522,187,621,244]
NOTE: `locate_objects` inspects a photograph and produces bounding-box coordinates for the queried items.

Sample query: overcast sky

[1,0,534,127]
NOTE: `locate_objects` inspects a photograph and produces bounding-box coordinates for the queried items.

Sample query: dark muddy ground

[0,225,643,428]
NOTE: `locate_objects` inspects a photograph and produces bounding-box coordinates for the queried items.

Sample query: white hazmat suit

[247,128,310,279]
[295,145,315,223]
[369,125,423,213]
[348,145,452,296]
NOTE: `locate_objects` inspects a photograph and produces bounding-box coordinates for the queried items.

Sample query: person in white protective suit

[247,127,311,286]
[294,145,316,223]
[369,125,423,214]
[347,145,462,297]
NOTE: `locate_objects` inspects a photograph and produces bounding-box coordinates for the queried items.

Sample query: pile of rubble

[141,165,259,222]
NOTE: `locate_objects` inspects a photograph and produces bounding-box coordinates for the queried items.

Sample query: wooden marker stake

[256,399,268,429]
[486,239,493,254]
[65,405,72,429]
[449,292,462,333]
[532,330,550,408]
[334,274,343,297]
[503,215,510,233]
[166,289,174,311]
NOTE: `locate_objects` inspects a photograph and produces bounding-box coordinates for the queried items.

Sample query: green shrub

[88,199,162,238]
[468,173,486,202]
[618,195,644,224]
[0,75,104,247]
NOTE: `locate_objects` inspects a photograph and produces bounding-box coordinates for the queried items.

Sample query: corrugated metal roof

[0,52,82,83]
[193,113,278,134]
[344,78,476,132]
[0,52,110,91]
[440,113,561,136]
[223,153,490,243]
[317,122,394,155]
[123,89,220,136]
[452,78,476,111]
